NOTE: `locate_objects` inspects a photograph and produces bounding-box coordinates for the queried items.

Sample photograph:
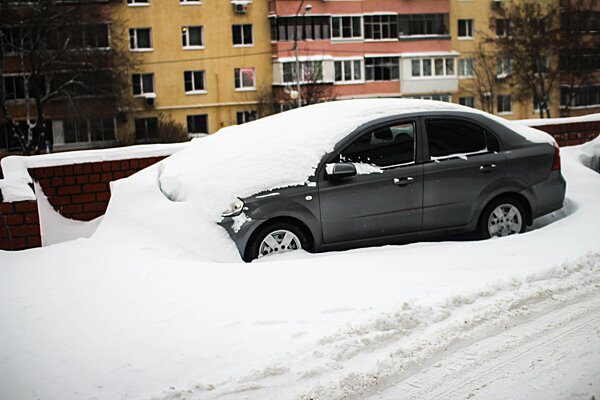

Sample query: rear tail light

[551,145,561,171]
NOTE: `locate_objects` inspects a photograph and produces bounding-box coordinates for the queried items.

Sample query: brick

[83,183,107,193]
[0,237,26,250]
[113,171,128,180]
[11,225,40,237]
[15,201,37,213]
[24,212,39,224]
[76,175,89,184]
[129,159,139,169]
[5,214,23,225]
[102,161,112,172]
[28,168,42,179]
[38,178,50,188]
[71,212,101,221]
[101,172,113,182]
[60,204,83,215]
[72,194,95,204]
[120,160,130,170]
[0,203,14,213]
[0,227,8,239]
[63,165,74,176]
[53,166,64,177]
[74,164,85,174]
[138,159,148,168]
[51,177,64,187]
[42,187,56,197]
[111,160,121,171]
[50,196,70,207]
[64,176,76,185]
[96,192,111,202]
[83,163,93,174]
[92,163,102,173]
[84,202,108,212]
[58,186,81,195]
[27,236,42,248]
[89,174,101,183]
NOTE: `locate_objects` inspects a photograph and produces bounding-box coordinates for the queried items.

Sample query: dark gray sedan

[221,109,565,261]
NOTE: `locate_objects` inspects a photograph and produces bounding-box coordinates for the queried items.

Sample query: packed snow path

[0,136,599,400]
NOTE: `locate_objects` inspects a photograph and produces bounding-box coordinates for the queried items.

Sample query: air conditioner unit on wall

[143,93,156,107]
[234,3,247,14]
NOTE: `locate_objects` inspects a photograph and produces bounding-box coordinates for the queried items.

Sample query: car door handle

[479,164,497,173]
[393,177,414,186]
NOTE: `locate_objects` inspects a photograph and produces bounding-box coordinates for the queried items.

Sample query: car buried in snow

[220,105,566,262]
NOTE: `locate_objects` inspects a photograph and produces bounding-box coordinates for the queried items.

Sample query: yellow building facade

[450,0,560,120]
[114,0,272,141]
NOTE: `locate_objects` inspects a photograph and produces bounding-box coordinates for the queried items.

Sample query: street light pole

[293,1,311,108]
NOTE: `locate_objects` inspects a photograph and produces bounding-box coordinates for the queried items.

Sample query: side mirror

[325,162,357,179]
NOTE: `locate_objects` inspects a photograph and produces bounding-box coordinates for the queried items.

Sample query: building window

[364,15,398,40]
[458,19,474,38]
[234,67,255,90]
[132,73,154,96]
[495,18,510,37]
[560,53,600,72]
[232,24,253,46]
[459,96,475,108]
[129,28,152,50]
[496,57,511,78]
[63,119,89,143]
[270,16,330,41]
[282,61,323,83]
[398,14,449,36]
[410,94,451,102]
[180,0,201,3]
[89,118,116,142]
[187,114,208,134]
[411,58,455,78]
[459,58,475,77]
[497,94,512,113]
[3,75,26,100]
[334,59,362,83]
[331,16,362,39]
[365,57,399,81]
[184,70,205,93]
[561,85,600,108]
[128,0,149,4]
[182,26,203,48]
[236,110,257,124]
[135,118,159,143]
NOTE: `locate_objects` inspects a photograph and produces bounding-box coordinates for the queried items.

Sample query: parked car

[220,108,566,261]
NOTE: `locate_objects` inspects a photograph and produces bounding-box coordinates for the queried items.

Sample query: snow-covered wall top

[0,142,187,202]
[517,113,600,127]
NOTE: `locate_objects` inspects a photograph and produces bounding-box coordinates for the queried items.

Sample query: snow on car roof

[156,99,553,221]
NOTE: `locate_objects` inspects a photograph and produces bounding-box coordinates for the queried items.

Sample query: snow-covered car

[219,103,566,261]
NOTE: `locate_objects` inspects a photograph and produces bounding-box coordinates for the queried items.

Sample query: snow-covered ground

[0,103,599,400]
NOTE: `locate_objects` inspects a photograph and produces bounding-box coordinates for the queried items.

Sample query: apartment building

[117,0,272,140]
[268,0,458,105]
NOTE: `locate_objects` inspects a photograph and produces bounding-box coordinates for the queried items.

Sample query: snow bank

[518,112,600,127]
[0,142,187,202]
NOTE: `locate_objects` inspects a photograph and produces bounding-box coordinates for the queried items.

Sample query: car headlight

[222,199,244,217]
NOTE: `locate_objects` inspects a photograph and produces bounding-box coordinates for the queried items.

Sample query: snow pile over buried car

[93,99,555,262]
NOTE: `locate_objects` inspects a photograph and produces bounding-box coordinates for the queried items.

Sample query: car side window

[426,119,497,159]
[339,122,415,168]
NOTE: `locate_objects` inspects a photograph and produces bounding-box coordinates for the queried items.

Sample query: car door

[422,117,507,231]
[318,120,424,244]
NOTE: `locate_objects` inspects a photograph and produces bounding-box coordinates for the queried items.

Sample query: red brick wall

[533,121,600,147]
[0,201,41,250]
[28,156,166,221]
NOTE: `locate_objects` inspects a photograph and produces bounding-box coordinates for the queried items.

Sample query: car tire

[477,197,527,239]
[245,222,311,262]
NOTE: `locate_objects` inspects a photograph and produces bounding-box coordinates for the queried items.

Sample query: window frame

[365,56,399,81]
[129,28,152,51]
[497,94,513,114]
[127,0,149,6]
[183,70,206,94]
[132,73,155,96]
[423,117,499,161]
[410,57,456,79]
[186,114,209,135]
[236,110,257,124]
[232,24,253,47]
[333,58,363,84]
[459,58,474,77]
[363,14,399,41]
[234,67,256,90]
[457,19,474,39]
[331,15,363,41]
[181,25,204,49]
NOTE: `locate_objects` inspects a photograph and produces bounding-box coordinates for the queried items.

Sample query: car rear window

[426,119,495,159]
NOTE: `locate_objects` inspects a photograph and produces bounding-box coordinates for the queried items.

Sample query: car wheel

[478,198,527,239]
[245,222,310,262]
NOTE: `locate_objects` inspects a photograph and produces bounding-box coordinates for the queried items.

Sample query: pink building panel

[334,81,401,98]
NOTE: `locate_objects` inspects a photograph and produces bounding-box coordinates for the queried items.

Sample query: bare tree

[0,0,135,155]
[274,60,335,110]
[463,42,500,114]
[484,0,561,118]
[557,0,600,114]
